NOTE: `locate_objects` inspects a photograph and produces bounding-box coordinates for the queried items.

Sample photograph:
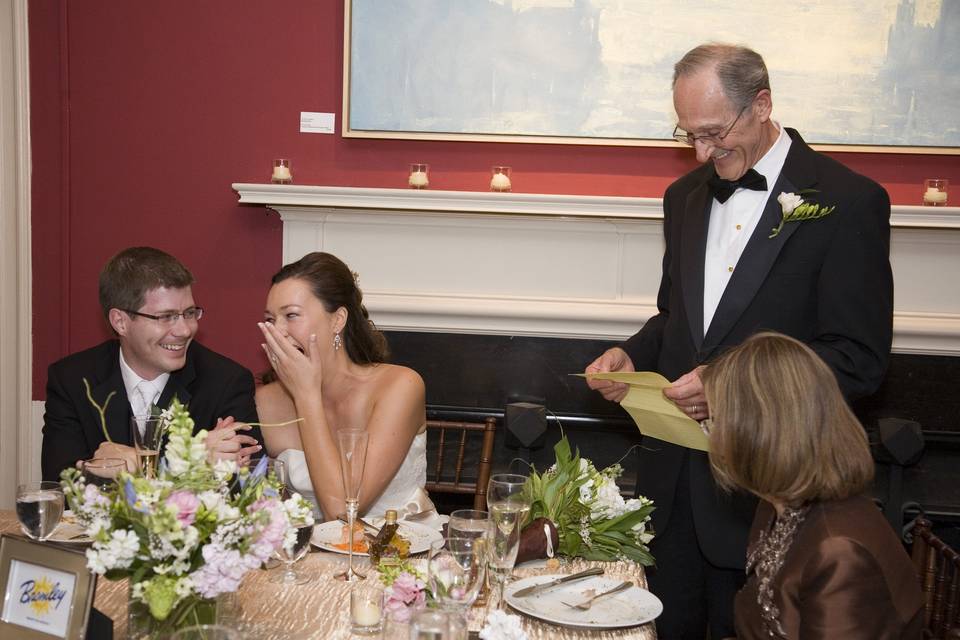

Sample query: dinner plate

[310,520,442,556]
[48,511,93,544]
[505,574,662,629]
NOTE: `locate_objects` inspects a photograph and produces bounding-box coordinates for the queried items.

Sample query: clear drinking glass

[335,427,369,582]
[16,481,65,541]
[409,609,452,639]
[266,457,290,499]
[428,535,486,635]
[130,414,165,478]
[169,625,241,640]
[486,473,530,609]
[448,509,490,542]
[81,458,125,489]
[269,520,315,585]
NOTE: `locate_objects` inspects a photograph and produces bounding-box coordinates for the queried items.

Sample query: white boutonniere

[770,191,836,238]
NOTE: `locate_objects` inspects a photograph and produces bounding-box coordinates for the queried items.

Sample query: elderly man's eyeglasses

[124,307,204,325]
[673,105,748,146]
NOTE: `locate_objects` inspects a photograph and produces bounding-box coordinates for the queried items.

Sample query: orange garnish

[332,540,369,553]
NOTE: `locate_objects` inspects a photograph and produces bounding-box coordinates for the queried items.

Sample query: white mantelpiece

[234,184,960,356]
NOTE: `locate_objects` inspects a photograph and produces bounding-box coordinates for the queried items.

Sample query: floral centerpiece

[523,436,655,564]
[60,398,313,637]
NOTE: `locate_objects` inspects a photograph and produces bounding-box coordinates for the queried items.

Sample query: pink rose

[165,490,200,526]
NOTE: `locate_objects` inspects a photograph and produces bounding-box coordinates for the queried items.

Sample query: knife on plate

[511,566,604,597]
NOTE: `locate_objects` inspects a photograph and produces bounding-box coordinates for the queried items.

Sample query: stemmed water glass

[16,481,65,541]
[335,427,369,582]
[269,514,315,585]
[428,536,486,637]
[486,473,530,609]
[81,458,125,490]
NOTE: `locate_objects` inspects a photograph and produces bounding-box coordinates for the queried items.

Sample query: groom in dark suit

[42,247,262,481]
[587,44,893,639]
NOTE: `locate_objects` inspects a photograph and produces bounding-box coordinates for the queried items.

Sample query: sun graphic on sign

[29,577,55,616]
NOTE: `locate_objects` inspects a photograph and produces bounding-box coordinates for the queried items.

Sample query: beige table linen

[1,512,656,639]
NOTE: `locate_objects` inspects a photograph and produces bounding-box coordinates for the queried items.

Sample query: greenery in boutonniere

[770,190,836,238]
[523,436,655,564]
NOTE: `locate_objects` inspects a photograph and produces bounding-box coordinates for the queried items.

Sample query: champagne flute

[16,482,65,541]
[265,458,290,499]
[486,473,530,609]
[131,414,164,477]
[335,427,369,582]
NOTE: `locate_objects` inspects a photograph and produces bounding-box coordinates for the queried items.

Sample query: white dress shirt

[119,349,170,436]
[703,123,792,334]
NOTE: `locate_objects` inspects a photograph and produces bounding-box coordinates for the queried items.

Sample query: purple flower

[190,543,261,598]
[248,498,287,562]
[165,490,200,527]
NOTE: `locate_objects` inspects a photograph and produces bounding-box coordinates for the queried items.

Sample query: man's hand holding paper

[581,370,709,452]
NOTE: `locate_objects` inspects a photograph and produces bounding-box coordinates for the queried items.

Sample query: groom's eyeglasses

[124,306,204,325]
[673,105,748,146]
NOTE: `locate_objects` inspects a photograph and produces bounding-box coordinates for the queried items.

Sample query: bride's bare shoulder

[371,364,424,398]
[255,381,296,419]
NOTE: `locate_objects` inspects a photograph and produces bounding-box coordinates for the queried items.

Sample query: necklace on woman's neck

[746,504,810,638]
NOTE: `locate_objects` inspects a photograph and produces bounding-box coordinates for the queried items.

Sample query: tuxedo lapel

[701,129,819,357]
[680,181,712,352]
[158,350,195,413]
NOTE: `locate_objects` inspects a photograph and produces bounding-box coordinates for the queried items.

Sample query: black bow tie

[707,168,768,203]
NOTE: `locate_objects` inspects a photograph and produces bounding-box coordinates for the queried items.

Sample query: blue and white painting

[347,0,959,149]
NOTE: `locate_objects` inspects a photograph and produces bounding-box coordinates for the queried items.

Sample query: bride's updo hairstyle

[271,252,389,364]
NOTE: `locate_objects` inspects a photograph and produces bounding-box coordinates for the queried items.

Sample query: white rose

[777,192,804,214]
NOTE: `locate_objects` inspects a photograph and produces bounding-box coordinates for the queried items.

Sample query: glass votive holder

[923,178,948,206]
[271,159,292,184]
[351,582,384,635]
[490,166,512,192]
[409,163,430,189]
[409,610,450,639]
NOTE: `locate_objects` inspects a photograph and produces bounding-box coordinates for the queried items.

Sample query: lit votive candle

[271,159,292,184]
[923,178,948,206]
[350,584,383,635]
[409,163,430,189]
[490,166,512,192]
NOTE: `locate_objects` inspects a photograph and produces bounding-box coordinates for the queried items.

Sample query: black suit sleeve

[621,185,679,370]
[216,365,262,446]
[809,183,893,400]
[41,363,94,481]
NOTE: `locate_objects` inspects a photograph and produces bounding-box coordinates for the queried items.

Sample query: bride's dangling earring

[333,331,342,351]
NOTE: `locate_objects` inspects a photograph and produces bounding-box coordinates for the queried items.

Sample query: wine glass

[335,427,369,582]
[130,414,165,477]
[486,473,530,609]
[269,519,315,585]
[81,458,125,490]
[447,509,490,542]
[428,535,486,636]
[16,481,65,541]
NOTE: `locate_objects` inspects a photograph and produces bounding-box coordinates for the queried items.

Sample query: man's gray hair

[673,43,770,110]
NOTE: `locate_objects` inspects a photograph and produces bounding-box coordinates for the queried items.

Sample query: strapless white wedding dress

[277,431,438,524]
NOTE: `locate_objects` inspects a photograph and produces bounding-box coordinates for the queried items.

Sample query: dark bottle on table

[369,509,399,566]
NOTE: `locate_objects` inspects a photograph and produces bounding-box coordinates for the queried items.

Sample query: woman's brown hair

[702,332,873,506]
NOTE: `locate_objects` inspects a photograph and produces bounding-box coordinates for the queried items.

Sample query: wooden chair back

[912,517,960,639]
[424,417,497,511]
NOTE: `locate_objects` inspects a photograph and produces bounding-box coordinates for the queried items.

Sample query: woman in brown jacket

[702,332,922,639]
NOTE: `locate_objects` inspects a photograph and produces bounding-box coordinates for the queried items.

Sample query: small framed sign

[0,535,97,639]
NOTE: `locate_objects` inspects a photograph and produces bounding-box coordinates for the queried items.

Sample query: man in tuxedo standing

[587,44,893,639]
[42,246,262,480]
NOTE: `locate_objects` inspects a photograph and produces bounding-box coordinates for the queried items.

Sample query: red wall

[29,1,960,399]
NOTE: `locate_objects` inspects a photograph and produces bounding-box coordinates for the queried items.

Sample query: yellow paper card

[581,372,710,451]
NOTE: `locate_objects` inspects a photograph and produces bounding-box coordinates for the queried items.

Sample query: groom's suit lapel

[698,129,820,360]
[679,178,712,353]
